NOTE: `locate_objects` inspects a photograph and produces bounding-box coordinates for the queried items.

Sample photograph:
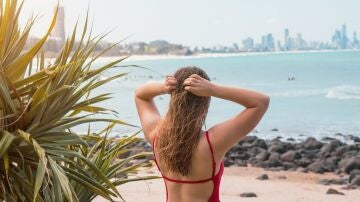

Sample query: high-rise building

[295,33,307,50]
[242,37,254,51]
[341,24,347,49]
[284,29,290,51]
[353,32,359,48]
[332,29,341,49]
[52,6,66,42]
[266,33,275,51]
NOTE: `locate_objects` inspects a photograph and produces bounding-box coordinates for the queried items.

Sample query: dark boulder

[282,162,296,170]
[255,151,270,161]
[326,188,344,195]
[267,152,283,167]
[240,136,258,144]
[280,150,301,162]
[287,137,295,142]
[252,139,268,149]
[234,159,248,167]
[339,157,360,174]
[318,178,348,185]
[296,157,312,167]
[256,174,269,180]
[307,160,325,174]
[268,144,287,154]
[321,137,337,142]
[304,137,323,150]
[350,175,360,186]
[349,169,360,183]
[240,192,257,197]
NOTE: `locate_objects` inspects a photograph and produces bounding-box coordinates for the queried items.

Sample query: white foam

[269,89,327,97]
[269,85,360,100]
[326,85,360,100]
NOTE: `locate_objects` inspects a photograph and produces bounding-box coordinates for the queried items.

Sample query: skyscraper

[284,29,290,51]
[353,32,359,48]
[341,24,347,49]
[52,6,66,42]
[242,37,254,51]
[267,33,275,51]
[332,29,341,49]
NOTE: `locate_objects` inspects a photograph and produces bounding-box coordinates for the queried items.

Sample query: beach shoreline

[43,49,360,63]
[93,166,359,202]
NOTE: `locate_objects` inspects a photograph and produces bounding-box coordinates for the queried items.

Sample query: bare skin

[135,74,270,202]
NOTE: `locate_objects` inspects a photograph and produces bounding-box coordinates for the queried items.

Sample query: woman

[135,66,269,202]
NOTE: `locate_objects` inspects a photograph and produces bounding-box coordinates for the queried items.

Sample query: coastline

[93,166,359,202]
[92,135,360,202]
[96,49,360,63]
[41,49,360,64]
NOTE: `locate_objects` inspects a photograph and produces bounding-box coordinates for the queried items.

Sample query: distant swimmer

[288,76,296,81]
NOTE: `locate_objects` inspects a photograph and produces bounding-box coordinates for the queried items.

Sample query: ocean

[86,50,360,141]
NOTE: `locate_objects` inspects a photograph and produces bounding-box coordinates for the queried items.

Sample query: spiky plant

[0,0,154,201]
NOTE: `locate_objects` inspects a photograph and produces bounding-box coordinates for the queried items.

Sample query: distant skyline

[20,0,360,47]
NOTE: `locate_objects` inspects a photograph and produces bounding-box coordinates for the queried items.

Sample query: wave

[269,85,360,100]
[325,85,360,100]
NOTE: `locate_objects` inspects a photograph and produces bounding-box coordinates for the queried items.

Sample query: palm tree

[0,0,155,201]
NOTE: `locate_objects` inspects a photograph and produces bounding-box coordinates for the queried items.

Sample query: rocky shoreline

[223,134,360,189]
[130,133,360,190]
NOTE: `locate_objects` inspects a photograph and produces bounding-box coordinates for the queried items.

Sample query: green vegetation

[0,0,154,201]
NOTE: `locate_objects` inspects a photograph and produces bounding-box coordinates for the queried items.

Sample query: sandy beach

[94,166,359,202]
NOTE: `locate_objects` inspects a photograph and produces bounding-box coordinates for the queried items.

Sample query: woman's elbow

[259,95,270,109]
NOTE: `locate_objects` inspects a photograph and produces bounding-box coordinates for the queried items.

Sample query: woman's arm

[184,74,270,158]
[135,76,177,142]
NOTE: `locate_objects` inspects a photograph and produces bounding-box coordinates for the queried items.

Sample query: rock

[297,167,308,173]
[350,175,360,186]
[326,188,344,195]
[240,192,257,197]
[318,179,331,185]
[304,137,323,150]
[321,137,337,142]
[345,134,360,143]
[282,162,296,170]
[349,169,360,183]
[318,178,348,185]
[335,133,345,137]
[223,157,234,167]
[266,167,285,172]
[341,185,358,190]
[280,150,301,162]
[340,157,360,174]
[296,157,312,167]
[240,136,258,144]
[277,176,287,179]
[237,152,251,160]
[256,174,269,180]
[267,152,282,167]
[287,138,295,142]
[307,160,325,174]
[268,144,287,154]
[255,151,270,161]
[252,139,268,149]
[270,128,279,132]
[234,159,248,167]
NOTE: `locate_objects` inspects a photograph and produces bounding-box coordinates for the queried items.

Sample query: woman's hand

[183,74,214,96]
[163,75,177,94]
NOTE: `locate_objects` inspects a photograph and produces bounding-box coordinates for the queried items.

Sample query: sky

[20,0,360,47]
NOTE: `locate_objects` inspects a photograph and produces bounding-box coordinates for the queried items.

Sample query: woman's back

[152,130,223,202]
[135,66,269,202]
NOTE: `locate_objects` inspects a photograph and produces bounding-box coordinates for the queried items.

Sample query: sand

[93,166,359,202]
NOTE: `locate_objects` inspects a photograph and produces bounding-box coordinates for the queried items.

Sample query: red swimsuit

[152,131,224,202]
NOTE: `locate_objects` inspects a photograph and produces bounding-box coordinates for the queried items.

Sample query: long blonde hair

[156,66,211,176]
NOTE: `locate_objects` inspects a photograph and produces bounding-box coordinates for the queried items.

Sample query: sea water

[85,50,360,141]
